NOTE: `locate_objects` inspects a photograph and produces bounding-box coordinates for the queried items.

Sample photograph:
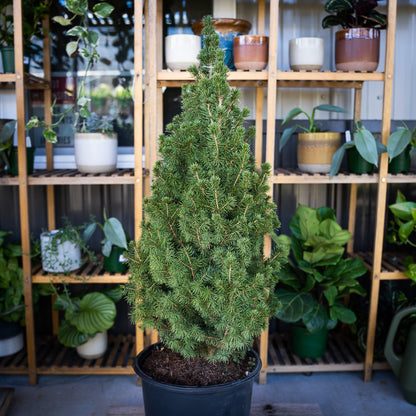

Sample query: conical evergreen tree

[126,16,286,362]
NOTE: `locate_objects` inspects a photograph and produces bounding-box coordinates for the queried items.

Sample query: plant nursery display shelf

[265,332,389,374]
[0,334,136,376]
[31,261,129,284]
[273,169,379,184]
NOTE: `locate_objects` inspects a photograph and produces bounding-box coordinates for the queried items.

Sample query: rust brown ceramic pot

[233,35,269,70]
[192,18,252,70]
[335,28,380,72]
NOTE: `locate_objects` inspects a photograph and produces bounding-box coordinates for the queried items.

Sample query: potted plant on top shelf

[275,204,367,358]
[279,104,347,174]
[329,121,386,178]
[25,1,115,144]
[322,0,387,72]
[125,16,287,416]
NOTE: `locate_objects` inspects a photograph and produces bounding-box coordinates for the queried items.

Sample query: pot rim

[192,18,252,36]
[134,342,261,393]
[335,27,380,40]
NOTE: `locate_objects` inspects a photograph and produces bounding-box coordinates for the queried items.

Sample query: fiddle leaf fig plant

[322,0,387,29]
[25,1,114,143]
[329,121,386,178]
[387,190,416,283]
[275,205,367,333]
[279,104,347,151]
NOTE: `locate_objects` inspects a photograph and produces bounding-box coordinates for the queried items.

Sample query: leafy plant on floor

[125,16,287,363]
[275,205,367,333]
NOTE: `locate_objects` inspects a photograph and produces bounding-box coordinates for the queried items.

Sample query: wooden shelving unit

[0,0,145,384]
[144,0,406,385]
[1,0,411,385]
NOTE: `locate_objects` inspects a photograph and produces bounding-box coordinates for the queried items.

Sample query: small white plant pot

[76,331,108,360]
[40,230,82,273]
[289,37,324,71]
[74,132,118,173]
[165,34,201,70]
[0,323,24,357]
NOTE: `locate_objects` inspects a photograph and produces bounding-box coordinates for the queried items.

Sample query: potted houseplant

[40,217,96,274]
[0,118,15,172]
[89,209,129,273]
[74,113,118,174]
[322,0,387,72]
[279,104,347,173]
[275,204,367,358]
[25,1,114,144]
[0,0,50,73]
[125,16,286,416]
[386,190,416,283]
[0,230,53,356]
[387,123,416,174]
[329,121,386,177]
[53,284,122,359]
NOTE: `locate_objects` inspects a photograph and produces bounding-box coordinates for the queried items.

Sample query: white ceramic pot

[40,230,82,273]
[165,34,201,70]
[289,37,324,71]
[76,331,108,360]
[0,322,24,357]
[74,132,118,173]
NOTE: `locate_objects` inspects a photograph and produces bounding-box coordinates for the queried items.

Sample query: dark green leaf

[354,127,379,166]
[275,289,314,323]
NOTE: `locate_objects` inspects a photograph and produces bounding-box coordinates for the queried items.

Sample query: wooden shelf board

[265,332,389,374]
[31,261,129,284]
[0,73,49,89]
[0,175,19,185]
[0,334,136,376]
[27,169,137,185]
[276,70,384,82]
[273,169,378,184]
[386,171,416,183]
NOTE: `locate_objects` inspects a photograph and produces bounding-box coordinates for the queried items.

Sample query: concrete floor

[0,370,415,416]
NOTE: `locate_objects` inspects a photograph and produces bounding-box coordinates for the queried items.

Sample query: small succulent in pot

[77,113,115,137]
[322,0,387,29]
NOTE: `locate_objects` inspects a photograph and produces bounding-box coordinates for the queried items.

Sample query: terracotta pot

[297,132,341,174]
[192,18,252,70]
[233,35,268,70]
[165,34,201,70]
[289,37,324,71]
[335,28,380,72]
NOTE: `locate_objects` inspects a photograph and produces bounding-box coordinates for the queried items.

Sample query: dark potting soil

[140,346,256,386]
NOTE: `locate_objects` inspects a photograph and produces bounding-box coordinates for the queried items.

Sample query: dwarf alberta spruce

[125,16,286,363]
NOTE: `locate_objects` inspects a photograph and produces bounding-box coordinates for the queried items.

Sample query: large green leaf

[104,217,128,250]
[279,125,297,151]
[58,320,90,348]
[324,0,354,14]
[353,127,379,166]
[324,286,338,306]
[387,128,412,161]
[0,120,16,144]
[93,3,115,18]
[398,220,415,243]
[303,303,329,333]
[329,302,356,324]
[389,201,416,221]
[69,292,116,334]
[281,107,305,126]
[275,289,314,323]
[314,104,347,114]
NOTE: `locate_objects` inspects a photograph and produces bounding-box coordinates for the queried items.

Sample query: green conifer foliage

[126,16,286,362]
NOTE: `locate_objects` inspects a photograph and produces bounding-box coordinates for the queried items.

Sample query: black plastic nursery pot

[134,343,261,416]
[346,147,374,174]
[104,246,128,273]
[9,147,35,176]
[388,146,411,174]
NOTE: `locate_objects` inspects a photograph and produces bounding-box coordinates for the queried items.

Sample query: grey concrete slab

[0,371,414,416]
